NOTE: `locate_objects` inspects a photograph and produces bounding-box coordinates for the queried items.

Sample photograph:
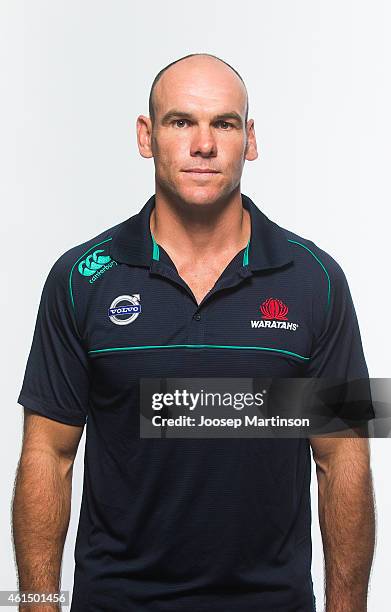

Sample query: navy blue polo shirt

[18,193,371,612]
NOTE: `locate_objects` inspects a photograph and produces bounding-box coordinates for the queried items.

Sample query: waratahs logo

[78,249,117,284]
[260,298,289,320]
[250,298,299,331]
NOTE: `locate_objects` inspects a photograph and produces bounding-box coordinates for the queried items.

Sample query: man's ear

[244,119,258,161]
[136,115,153,158]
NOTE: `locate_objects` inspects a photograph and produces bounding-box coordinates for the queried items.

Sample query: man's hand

[12,408,84,612]
[310,429,376,612]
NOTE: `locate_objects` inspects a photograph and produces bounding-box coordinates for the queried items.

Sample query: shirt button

[194,313,201,321]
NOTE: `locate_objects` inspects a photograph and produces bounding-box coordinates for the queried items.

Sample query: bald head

[148,53,249,126]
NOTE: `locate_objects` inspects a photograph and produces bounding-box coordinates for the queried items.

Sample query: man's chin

[175,186,228,207]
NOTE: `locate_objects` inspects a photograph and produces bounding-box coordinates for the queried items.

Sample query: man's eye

[173,119,189,128]
[216,120,233,130]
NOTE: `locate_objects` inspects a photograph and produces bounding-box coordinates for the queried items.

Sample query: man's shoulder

[44,218,126,289]
[277,223,347,282]
[273,221,355,320]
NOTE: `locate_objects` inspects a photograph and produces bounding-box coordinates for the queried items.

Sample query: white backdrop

[1,1,390,610]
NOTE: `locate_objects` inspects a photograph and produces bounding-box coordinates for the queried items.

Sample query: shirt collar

[109,193,293,272]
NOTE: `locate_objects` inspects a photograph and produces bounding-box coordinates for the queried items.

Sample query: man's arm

[310,432,376,612]
[12,408,84,612]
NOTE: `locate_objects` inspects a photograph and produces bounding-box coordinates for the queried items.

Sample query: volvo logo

[108,294,141,325]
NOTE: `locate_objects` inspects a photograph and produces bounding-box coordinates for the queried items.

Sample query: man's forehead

[158,95,245,120]
[153,58,247,117]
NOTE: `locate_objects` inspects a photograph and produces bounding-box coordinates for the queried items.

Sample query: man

[13,53,375,611]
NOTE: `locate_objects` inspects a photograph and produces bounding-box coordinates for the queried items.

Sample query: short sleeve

[17,255,90,426]
[306,259,375,429]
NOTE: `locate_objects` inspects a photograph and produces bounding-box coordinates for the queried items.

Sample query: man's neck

[149,187,251,266]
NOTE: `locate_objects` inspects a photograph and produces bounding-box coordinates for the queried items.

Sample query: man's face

[138,58,257,207]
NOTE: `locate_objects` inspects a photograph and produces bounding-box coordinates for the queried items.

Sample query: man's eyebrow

[160,109,244,126]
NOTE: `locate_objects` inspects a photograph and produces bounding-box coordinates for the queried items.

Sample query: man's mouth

[182,168,220,174]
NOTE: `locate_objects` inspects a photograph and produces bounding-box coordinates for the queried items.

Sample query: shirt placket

[149,255,253,346]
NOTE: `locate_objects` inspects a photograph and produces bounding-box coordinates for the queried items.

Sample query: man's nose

[190,126,217,157]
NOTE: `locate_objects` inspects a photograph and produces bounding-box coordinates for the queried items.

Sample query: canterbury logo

[260,298,289,321]
[78,249,112,277]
